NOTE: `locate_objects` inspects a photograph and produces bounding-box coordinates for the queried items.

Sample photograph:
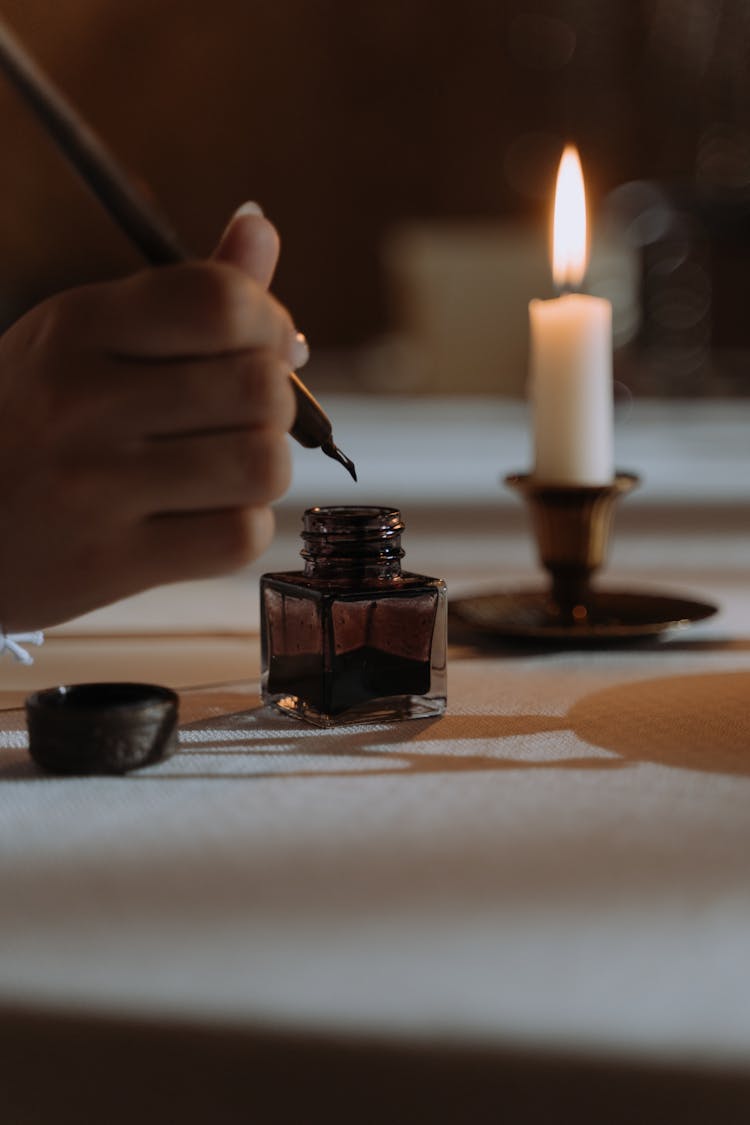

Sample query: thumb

[211,201,280,289]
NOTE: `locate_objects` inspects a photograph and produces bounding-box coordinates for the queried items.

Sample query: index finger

[57,261,297,362]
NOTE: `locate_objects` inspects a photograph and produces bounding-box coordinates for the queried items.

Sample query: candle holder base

[448,588,717,645]
[505,471,639,625]
[448,470,718,644]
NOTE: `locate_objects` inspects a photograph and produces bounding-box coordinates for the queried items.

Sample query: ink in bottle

[260,506,447,726]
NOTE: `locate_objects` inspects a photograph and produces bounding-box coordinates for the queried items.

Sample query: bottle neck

[301,506,405,581]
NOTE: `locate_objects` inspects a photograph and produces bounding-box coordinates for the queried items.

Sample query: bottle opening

[301,506,405,577]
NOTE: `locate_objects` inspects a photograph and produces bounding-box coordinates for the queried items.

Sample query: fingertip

[213,208,280,288]
[245,504,275,559]
[234,201,264,218]
[205,504,277,572]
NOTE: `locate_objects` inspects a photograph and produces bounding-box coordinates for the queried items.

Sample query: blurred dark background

[1,0,749,392]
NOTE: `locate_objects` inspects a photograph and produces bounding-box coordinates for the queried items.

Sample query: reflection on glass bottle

[261,507,447,726]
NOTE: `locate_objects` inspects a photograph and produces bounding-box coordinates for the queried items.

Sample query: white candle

[529,146,614,485]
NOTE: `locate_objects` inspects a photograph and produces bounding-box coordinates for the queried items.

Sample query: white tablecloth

[1,397,749,1123]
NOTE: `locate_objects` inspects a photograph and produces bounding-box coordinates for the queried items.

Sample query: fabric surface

[1,639,750,1067]
[0,397,749,1075]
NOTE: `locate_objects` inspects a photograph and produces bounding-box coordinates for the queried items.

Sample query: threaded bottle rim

[301,506,405,574]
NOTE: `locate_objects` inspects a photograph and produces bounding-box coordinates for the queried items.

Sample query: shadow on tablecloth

[1,671,749,782]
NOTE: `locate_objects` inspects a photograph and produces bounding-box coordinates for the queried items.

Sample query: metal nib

[321,439,357,482]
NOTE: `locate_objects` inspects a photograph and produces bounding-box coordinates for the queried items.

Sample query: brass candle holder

[505,472,639,624]
[448,471,718,643]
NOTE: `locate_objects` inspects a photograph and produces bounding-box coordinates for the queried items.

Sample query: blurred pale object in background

[382,221,639,395]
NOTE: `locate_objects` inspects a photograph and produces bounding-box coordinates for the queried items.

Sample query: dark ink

[261,507,447,726]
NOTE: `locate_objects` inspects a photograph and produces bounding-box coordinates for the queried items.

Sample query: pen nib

[321,439,357,482]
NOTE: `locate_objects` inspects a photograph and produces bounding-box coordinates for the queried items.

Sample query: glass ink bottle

[260,506,447,726]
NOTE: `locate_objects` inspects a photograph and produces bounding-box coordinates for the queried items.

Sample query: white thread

[0,630,44,665]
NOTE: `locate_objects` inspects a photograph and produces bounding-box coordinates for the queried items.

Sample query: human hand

[0,204,300,631]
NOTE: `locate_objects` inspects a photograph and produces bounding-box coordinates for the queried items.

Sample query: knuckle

[250,429,292,501]
[243,354,293,422]
[235,430,267,493]
[222,515,254,568]
[246,290,295,360]
[242,350,276,401]
[190,263,252,342]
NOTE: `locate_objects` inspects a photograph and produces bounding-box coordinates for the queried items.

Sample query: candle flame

[552,145,587,290]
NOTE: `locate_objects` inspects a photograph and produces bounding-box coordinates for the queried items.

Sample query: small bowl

[25,682,179,775]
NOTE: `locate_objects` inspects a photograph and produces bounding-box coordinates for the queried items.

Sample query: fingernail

[234,200,264,218]
[292,332,310,370]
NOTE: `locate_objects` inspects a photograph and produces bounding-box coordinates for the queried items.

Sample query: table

[1,397,749,1123]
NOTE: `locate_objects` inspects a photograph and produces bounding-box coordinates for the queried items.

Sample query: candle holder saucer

[448,587,718,645]
[448,471,718,645]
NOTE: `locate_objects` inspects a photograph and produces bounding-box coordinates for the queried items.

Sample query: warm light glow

[552,145,587,289]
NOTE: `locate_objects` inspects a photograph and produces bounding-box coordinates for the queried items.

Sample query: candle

[529,146,613,485]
